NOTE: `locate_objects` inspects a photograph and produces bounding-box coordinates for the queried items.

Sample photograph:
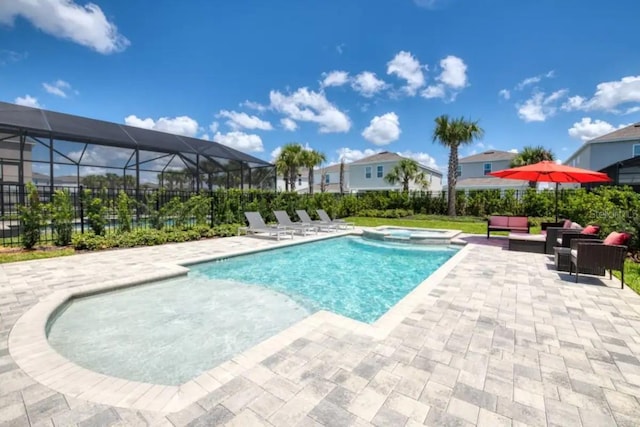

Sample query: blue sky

[1,0,640,172]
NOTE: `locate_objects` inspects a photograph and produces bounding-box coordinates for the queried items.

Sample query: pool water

[47,236,458,385]
[191,236,458,324]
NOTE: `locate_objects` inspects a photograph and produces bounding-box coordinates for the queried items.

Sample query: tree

[385,159,427,192]
[320,168,328,193]
[510,146,555,188]
[275,143,304,191]
[433,115,484,216]
[300,149,326,194]
[339,158,346,194]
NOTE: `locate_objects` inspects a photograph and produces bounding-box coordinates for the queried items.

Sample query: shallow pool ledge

[9,234,470,413]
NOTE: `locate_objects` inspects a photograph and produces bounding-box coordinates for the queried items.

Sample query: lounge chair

[273,210,317,236]
[242,212,294,241]
[316,209,355,230]
[569,232,630,288]
[295,210,339,232]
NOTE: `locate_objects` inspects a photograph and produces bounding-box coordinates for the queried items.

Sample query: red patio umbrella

[489,160,612,221]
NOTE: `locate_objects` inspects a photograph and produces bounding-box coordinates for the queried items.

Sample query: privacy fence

[2,184,639,248]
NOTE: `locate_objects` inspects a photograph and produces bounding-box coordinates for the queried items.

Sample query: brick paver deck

[1,232,640,426]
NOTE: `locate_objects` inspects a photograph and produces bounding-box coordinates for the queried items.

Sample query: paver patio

[1,231,640,426]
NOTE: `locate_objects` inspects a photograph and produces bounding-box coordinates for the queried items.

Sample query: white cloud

[517,89,568,122]
[0,0,129,54]
[321,70,349,88]
[351,71,387,97]
[386,51,426,96]
[421,55,468,100]
[625,106,640,114]
[217,110,272,131]
[14,94,41,107]
[437,55,468,89]
[508,148,518,153]
[336,43,345,55]
[213,131,263,152]
[42,79,72,98]
[280,118,297,131]
[269,87,351,133]
[0,49,27,65]
[124,115,199,137]
[270,146,282,162]
[209,121,219,134]
[567,117,629,142]
[413,0,445,9]
[361,112,401,146]
[515,70,555,90]
[396,150,439,170]
[561,75,640,113]
[239,100,267,112]
[421,84,446,99]
[336,147,381,163]
[498,89,511,100]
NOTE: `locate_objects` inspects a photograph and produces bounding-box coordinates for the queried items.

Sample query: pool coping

[8,229,471,413]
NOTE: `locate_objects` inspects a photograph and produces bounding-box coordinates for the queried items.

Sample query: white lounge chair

[242,212,294,240]
[273,210,317,236]
[316,209,355,229]
[295,209,338,232]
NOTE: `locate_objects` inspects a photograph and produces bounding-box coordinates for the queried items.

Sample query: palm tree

[510,145,555,188]
[433,115,484,216]
[275,143,304,191]
[339,158,346,194]
[385,159,427,192]
[300,149,326,194]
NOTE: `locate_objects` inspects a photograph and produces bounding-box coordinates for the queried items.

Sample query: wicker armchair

[569,239,627,288]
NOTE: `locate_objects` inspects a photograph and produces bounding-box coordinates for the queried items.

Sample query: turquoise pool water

[191,236,458,323]
[47,236,458,385]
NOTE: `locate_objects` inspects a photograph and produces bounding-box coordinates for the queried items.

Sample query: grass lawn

[614,261,640,294]
[0,248,75,264]
[346,215,542,235]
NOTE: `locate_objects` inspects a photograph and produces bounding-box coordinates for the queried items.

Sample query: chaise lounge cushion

[581,225,600,235]
[603,232,631,246]
[563,219,573,228]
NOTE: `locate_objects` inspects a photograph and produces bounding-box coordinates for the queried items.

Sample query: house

[564,122,640,187]
[0,133,33,184]
[456,150,529,192]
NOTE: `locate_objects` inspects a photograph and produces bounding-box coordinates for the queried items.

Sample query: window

[365,166,372,179]
[376,165,383,178]
[324,174,330,184]
[483,163,492,176]
[456,165,462,177]
[634,144,640,157]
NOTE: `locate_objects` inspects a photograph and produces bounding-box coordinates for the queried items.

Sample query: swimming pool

[47,236,458,384]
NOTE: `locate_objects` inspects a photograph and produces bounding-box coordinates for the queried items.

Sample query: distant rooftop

[350,151,441,174]
[589,122,640,143]
[456,176,528,188]
[459,150,517,164]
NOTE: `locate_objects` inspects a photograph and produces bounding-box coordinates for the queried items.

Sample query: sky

[1,0,640,173]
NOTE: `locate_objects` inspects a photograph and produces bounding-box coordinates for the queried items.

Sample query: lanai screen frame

[0,102,276,196]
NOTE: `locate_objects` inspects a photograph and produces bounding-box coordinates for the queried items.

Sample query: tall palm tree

[300,149,326,194]
[433,115,484,216]
[275,143,304,191]
[385,159,427,192]
[510,145,555,188]
[339,158,346,194]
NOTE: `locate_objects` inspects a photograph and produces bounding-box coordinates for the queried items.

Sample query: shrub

[213,223,242,237]
[357,209,413,218]
[116,191,133,233]
[51,189,74,246]
[82,189,108,236]
[19,183,46,249]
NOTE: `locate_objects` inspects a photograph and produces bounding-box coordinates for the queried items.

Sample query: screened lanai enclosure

[0,101,275,213]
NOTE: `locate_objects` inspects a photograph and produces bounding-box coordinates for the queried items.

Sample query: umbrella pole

[555,182,559,222]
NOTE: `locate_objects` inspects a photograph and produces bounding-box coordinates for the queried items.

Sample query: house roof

[455,177,529,188]
[350,151,442,175]
[563,122,640,165]
[459,150,517,164]
[589,122,640,143]
[316,162,349,174]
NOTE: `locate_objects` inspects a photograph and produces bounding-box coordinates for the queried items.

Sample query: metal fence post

[79,185,84,234]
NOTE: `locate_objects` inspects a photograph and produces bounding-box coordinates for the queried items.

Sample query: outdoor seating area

[240,209,348,239]
[486,215,530,237]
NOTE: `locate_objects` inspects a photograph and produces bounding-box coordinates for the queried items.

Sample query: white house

[456,150,529,192]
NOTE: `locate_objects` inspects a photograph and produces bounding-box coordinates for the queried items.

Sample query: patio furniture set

[488,215,630,288]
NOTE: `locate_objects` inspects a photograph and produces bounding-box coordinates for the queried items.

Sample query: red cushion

[508,217,528,228]
[563,219,572,229]
[490,216,509,227]
[603,232,631,246]
[541,230,547,236]
[581,225,600,235]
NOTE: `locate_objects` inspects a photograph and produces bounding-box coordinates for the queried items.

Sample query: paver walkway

[1,232,640,426]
